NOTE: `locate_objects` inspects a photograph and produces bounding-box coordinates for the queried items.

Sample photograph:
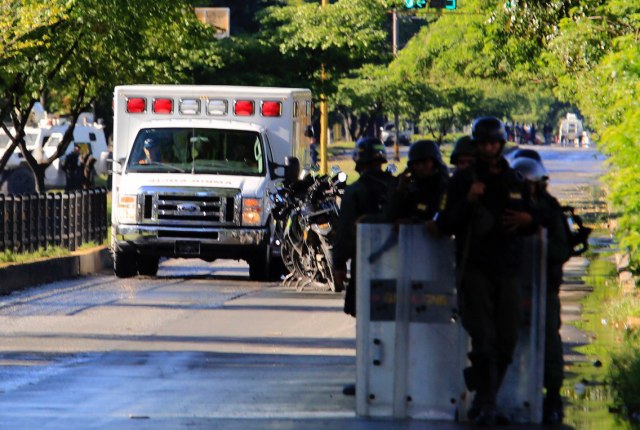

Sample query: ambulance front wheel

[248,245,270,281]
[114,250,137,278]
[138,255,160,276]
[248,243,282,282]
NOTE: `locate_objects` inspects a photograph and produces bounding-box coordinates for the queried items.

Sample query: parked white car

[380,122,411,147]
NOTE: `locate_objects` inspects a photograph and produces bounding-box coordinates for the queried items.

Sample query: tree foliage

[0,0,220,192]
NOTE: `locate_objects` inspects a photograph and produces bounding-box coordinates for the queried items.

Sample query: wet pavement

[0,145,606,429]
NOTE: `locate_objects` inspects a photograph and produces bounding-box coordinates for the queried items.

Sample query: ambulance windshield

[126,128,265,176]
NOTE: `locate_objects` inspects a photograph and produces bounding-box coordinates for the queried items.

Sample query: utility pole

[392,9,400,162]
[319,0,329,175]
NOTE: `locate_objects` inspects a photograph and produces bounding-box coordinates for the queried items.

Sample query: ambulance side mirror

[284,156,301,185]
[271,163,286,179]
[109,157,126,174]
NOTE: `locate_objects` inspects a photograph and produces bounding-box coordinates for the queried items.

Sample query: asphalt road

[0,145,604,430]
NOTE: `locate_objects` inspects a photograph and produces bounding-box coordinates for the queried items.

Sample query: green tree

[258,0,392,97]
[0,0,220,192]
[335,64,397,140]
[542,1,640,267]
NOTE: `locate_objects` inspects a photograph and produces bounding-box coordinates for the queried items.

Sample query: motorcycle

[271,167,347,292]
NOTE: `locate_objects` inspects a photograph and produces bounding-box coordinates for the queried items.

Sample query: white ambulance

[111,85,312,279]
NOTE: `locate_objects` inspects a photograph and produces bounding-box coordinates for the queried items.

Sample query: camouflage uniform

[333,169,396,316]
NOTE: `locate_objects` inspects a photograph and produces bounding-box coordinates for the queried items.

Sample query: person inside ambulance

[227,133,260,171]
[139,137,163,165]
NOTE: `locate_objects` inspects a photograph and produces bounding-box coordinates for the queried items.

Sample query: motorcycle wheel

[319,240,341,293]
[291,237,317,282]
[280,237,297,275]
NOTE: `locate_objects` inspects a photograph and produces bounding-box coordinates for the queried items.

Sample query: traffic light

[445,0,456,9]
[404,0,427,9]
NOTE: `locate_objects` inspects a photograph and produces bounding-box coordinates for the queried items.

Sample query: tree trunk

[32,164,47,194]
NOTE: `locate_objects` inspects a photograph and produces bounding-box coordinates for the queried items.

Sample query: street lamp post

[320,0,329,175]
[392,8,400,162]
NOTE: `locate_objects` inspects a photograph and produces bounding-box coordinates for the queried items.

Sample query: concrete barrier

[0,246,112,295]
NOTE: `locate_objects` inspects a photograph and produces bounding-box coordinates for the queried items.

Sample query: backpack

[561,206,592,256]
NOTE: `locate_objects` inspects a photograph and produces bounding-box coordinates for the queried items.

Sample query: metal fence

[0,188,108,253]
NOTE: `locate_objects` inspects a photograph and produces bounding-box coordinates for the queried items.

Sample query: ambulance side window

[264,132,282,178]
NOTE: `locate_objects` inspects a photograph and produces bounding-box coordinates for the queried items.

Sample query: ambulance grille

[141,191,238,226]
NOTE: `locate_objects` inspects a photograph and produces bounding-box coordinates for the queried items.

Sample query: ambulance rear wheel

[114,251,137,278]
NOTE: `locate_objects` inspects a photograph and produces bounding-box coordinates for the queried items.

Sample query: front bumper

[113,224,268,260]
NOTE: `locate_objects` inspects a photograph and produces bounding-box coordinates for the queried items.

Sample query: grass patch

[0,247,71,265]
[566,249,640,427]
[610,331,640,423]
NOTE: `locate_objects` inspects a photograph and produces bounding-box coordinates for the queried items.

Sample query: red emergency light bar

[126,97,146,113]
[234,100,254,116]
[126,97,288,118]
[153,98,173,114]
[261,101,282,117]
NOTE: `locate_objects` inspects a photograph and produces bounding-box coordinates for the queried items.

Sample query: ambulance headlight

[242,198,263,226]
[117,195,138,223]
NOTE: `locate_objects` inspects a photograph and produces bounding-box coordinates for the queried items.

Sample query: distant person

[310,136,319,167]
[80,146,96,189]
[62,145,82,190]
[530,124,537,145]
[543,123,552,146]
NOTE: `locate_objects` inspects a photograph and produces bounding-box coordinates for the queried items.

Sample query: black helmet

[353,137,387,165]
[472,117,507,144]
[450,135,476,164]
[511,157,548,182]
[408,140,441,166]
[512,148,543,165]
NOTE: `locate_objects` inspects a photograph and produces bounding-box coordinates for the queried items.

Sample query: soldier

[450,135,476,172]
[333,137,396,318]
[381,139,448,223]
[511,154,570,426]
[439,117,536,426]
[333,137,395,397]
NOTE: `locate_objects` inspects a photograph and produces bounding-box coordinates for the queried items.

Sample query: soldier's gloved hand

[334,269,348,290]
[467,181,485,202]
[397,168,411,191]
[503,209,533,231]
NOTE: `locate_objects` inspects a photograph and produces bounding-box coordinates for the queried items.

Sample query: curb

[0,246,112,295]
